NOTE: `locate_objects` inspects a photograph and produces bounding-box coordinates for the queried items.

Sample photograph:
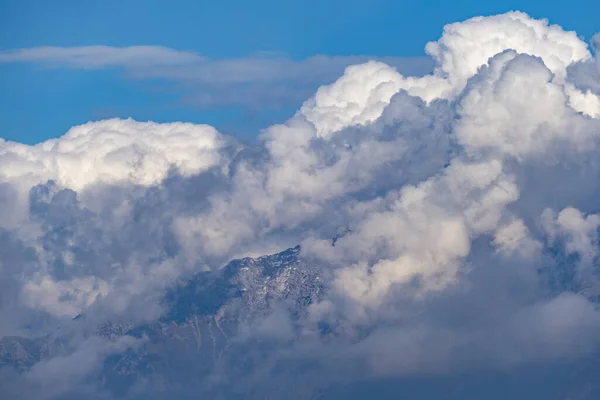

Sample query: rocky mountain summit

[1,246,324,398]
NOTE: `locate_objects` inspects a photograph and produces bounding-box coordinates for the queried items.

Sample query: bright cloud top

[0,118,228,191]
[301,11,598,137]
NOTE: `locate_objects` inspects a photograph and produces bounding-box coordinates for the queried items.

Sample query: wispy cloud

[0,45,203,68]
[0,45,433,109]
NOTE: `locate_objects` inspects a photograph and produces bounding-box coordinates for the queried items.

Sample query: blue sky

[1,0,598,144]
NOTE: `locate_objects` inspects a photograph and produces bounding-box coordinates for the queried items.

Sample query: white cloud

[426,11,591,86]
[0,118,231,231]
[0,118,228,191]
[22,275,110,318]
[0,45,203,68]
[493,218,542,259]
[298,11,598,138]
[543,207,600,265]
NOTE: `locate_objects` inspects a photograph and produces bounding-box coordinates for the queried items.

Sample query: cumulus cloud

[426,12,591,85]
[0,118,233,231]
[301,11,598,137]
[2,10,600,400]
[0,118,229,190]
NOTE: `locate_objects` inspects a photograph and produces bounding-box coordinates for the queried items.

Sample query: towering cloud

[1,11,600,400]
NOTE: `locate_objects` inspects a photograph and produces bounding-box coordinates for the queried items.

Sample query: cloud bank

[1,10,600,400]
